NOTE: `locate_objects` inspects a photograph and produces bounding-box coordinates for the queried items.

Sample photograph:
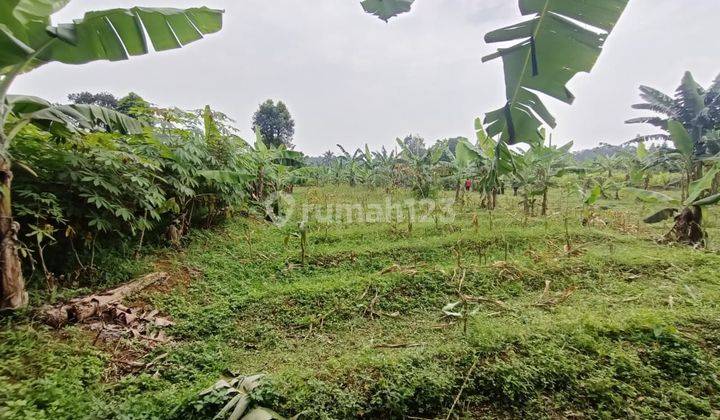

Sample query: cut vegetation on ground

[3,187,720,419]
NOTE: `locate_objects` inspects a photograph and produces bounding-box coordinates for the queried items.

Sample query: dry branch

[462,294,509,311]
[533,285,578,308]
[42,272,169,328]
[373,343,424,349]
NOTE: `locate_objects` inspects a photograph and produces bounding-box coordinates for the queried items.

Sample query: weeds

[3,186,720,419]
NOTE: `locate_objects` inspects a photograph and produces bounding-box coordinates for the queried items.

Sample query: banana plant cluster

[314,144,399,189]
[628,72,720,202]
[583,142,662,201]
[395,138,443,198]
[625,163,720,246]
[513,139,583,216]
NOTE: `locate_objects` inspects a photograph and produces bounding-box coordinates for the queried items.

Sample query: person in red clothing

[465,179,472,192]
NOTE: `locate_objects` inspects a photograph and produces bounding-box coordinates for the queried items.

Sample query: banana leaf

[483,0,629,145]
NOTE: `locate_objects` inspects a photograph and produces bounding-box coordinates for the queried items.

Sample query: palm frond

[625,116,668,129]
[674,71,706,124]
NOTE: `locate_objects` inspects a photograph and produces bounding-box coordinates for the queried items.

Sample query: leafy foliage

[482,0,629,145]
[0,4,224,75]
[252,100,295,148]
[360,0,415,22]
[9,103,305,288]
[68,91,118,109]
[627,71,720,155]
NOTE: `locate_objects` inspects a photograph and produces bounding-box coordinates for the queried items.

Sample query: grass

[2,186,720,419]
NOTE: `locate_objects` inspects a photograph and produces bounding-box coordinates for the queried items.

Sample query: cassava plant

[0,1,223,309]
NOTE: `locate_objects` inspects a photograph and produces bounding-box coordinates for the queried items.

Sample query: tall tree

[68,91,119,109]
[401,134,427,156]
[0,2,224,310]
[321,151,335,166]
[252,100,295,148]
[117,92,152,119]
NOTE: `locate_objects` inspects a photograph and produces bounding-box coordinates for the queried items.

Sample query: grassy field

[3,186,720,419]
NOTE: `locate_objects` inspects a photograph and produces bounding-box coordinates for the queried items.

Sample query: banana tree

[440,138,476,202]
[592,154,624,180]
[0,1,223,310]
[395,137,443,198]
[336,145,367,187]
[626,72,720,154]
[629,163,720,246]
[247,130,304,201]
[466,119,519,210]
[514,140,582,216]
[633,124,720,246]
[359,144,398,188]
[626,72,720,200]
[448,122,504,210]
[586,153,625,199]
[642,121,713,202]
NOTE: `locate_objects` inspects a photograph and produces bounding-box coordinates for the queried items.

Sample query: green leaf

[7,96,145,136]
[584,185,602,205]
[692,193,720,207]
[203,105,221,146]
[361,0,415,22]
[1,6,224,74]
[643,208,678,224]
[686,165,720,205]
[475,117,496,158]
[240,407,285,420]
[667,119,694,157]
[622,187,680,205]
[429,144,444,164]
[482,0,629,144]
[555,166,585,177]
[254,128,268,152]
[494,140,516,177]
[198,170,251,184]
[273,150,305,168]
[454,140,482,167]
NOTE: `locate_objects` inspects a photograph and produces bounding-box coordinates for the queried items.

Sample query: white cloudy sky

[12,0,720,155]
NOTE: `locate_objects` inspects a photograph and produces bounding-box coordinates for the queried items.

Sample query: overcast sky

[12,0,720,155]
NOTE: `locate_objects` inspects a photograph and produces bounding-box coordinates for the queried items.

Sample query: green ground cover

[2,186,720,419]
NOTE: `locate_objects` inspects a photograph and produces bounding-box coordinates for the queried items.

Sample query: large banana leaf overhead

[0,1,224,75]
[5,94,144,139]
[482,0,629,145]
[361,0,415,21]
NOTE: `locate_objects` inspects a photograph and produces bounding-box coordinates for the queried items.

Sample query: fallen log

[42,272,169,328]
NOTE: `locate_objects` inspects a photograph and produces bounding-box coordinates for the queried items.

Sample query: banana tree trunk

[668,205,704,247]
[541,188,548,216]
[257,166,265,200]
[0,157,28,310]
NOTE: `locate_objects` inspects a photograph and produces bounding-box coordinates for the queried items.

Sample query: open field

[3,1,720,419]
[3,186,720,419]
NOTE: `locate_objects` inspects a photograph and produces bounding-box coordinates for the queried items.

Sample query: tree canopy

[68,91,119,109]
[252,100,295,148]
[117,92,152,120]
